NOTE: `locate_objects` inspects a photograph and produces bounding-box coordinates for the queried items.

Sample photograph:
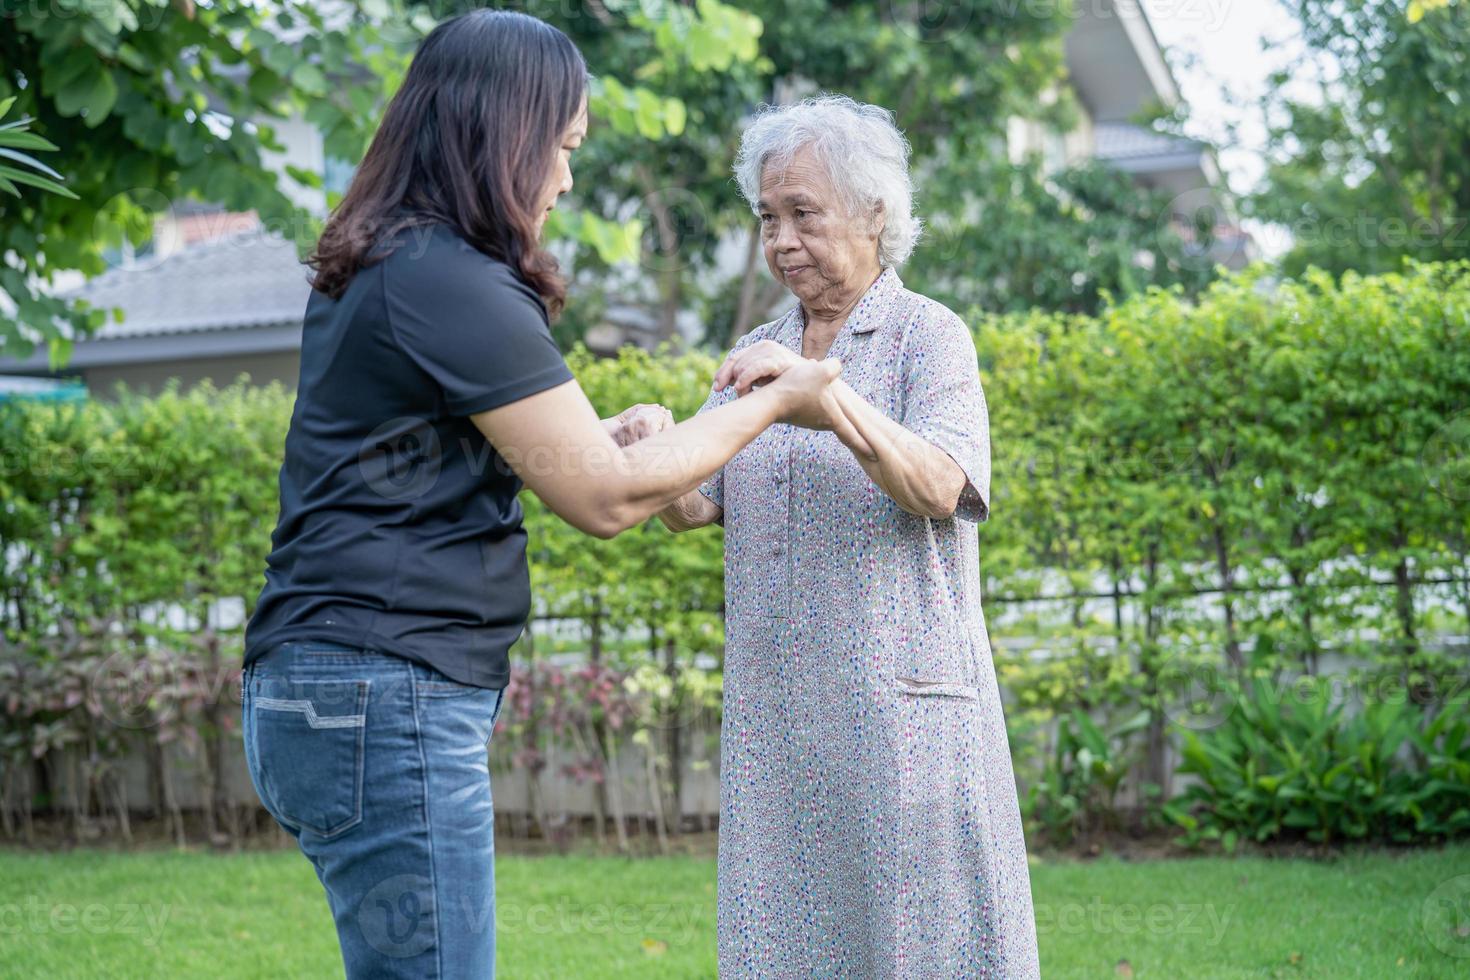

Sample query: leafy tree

[0,0,713,365]
[914,158,1220,316]
[1251,0,1470,278]
[0,0,434,367]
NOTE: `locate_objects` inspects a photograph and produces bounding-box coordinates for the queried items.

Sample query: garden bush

[1,260,1467,847]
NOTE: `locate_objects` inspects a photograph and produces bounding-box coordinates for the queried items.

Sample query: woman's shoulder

[374,221,505,274]
[377,222,543,311]
[893,285,976,363]
[894,281,968,332]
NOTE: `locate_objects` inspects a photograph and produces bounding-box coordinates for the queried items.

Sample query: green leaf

[55,69,118,127]
[291,63,328,98]
[0,148,65,181]
[285,164,324,190]
[47,336,74,373]
[0,131,60,152]
[662,97,686,137]
[633,87,664,139]
[115,43,148,72]
[0,166,79,199]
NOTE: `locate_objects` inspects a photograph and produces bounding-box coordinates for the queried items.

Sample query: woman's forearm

[600,387,778,532]
[828,380,966,518]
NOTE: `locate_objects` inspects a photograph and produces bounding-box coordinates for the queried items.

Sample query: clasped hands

[602,341,873,458]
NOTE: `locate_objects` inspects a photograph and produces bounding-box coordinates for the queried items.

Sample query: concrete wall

[83,351,301,401]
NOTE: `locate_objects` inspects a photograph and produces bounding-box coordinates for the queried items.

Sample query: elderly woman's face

[757,146,882,309]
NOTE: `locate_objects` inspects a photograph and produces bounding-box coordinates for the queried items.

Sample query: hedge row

[1,260,1467,847]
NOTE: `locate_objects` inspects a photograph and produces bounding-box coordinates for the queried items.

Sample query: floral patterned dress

[697,268,1041,978]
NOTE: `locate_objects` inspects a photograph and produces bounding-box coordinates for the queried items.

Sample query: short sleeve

[899,307,991,523]
[383,249,573,417]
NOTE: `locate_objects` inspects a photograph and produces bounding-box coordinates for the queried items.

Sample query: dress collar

[785,266,904,344]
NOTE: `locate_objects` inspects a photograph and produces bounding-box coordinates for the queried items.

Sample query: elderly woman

[659,96,1040,977]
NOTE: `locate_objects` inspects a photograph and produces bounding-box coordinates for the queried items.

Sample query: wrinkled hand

[711,340,802,397]
[602,403,674,447]
[761,357,847,431]
[710,343,875,457]
[711,342,843,432]
[733,352,876,458]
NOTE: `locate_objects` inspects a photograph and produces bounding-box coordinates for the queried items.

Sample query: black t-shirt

[243,221,573,688]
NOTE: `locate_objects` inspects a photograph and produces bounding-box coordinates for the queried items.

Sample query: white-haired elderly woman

[659,96,1041,977]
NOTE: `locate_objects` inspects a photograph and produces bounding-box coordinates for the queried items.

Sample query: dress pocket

[250,678,370,838]
[850,610,980,693]
[894,676,982,700]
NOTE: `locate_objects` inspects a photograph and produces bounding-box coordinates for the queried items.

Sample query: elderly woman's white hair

[733,95,922,268]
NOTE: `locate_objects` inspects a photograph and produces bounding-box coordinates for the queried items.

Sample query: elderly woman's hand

[711,340,804,397]
[718,347,877,458]
[602,403,675,447]
[715,339,839,422]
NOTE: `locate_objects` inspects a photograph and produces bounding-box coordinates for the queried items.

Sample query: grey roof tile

[1093,122,1205,162]
[63,228,312,340]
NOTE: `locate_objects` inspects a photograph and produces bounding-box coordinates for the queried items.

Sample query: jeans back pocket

[249,676,370,838]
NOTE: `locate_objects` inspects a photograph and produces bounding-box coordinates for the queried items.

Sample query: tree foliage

[912,158,1220,316]
[1251,0,1470,278]
[0,0,432,366]
[5,0,1245,362]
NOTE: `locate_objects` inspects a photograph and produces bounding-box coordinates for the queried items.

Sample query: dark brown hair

[307,9,586,316]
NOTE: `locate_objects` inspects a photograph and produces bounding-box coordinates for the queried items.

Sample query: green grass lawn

[1,843,1467,978]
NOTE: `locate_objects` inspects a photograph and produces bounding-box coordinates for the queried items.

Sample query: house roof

[1065,0,1180,122]
[64,227,312,339]
[1093,122,1221,197]
[0,226,311,376]
[1093,122,1204,162]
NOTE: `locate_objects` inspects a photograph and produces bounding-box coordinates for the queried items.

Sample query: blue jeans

[242,641,507,978]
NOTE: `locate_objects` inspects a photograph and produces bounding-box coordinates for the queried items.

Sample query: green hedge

[1,260,1467,847]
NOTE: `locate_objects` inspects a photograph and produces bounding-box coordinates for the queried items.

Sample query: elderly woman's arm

[658,488,722,531]
[659,338,871,533]
[713,338,976,520]
[826,380,969,519]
